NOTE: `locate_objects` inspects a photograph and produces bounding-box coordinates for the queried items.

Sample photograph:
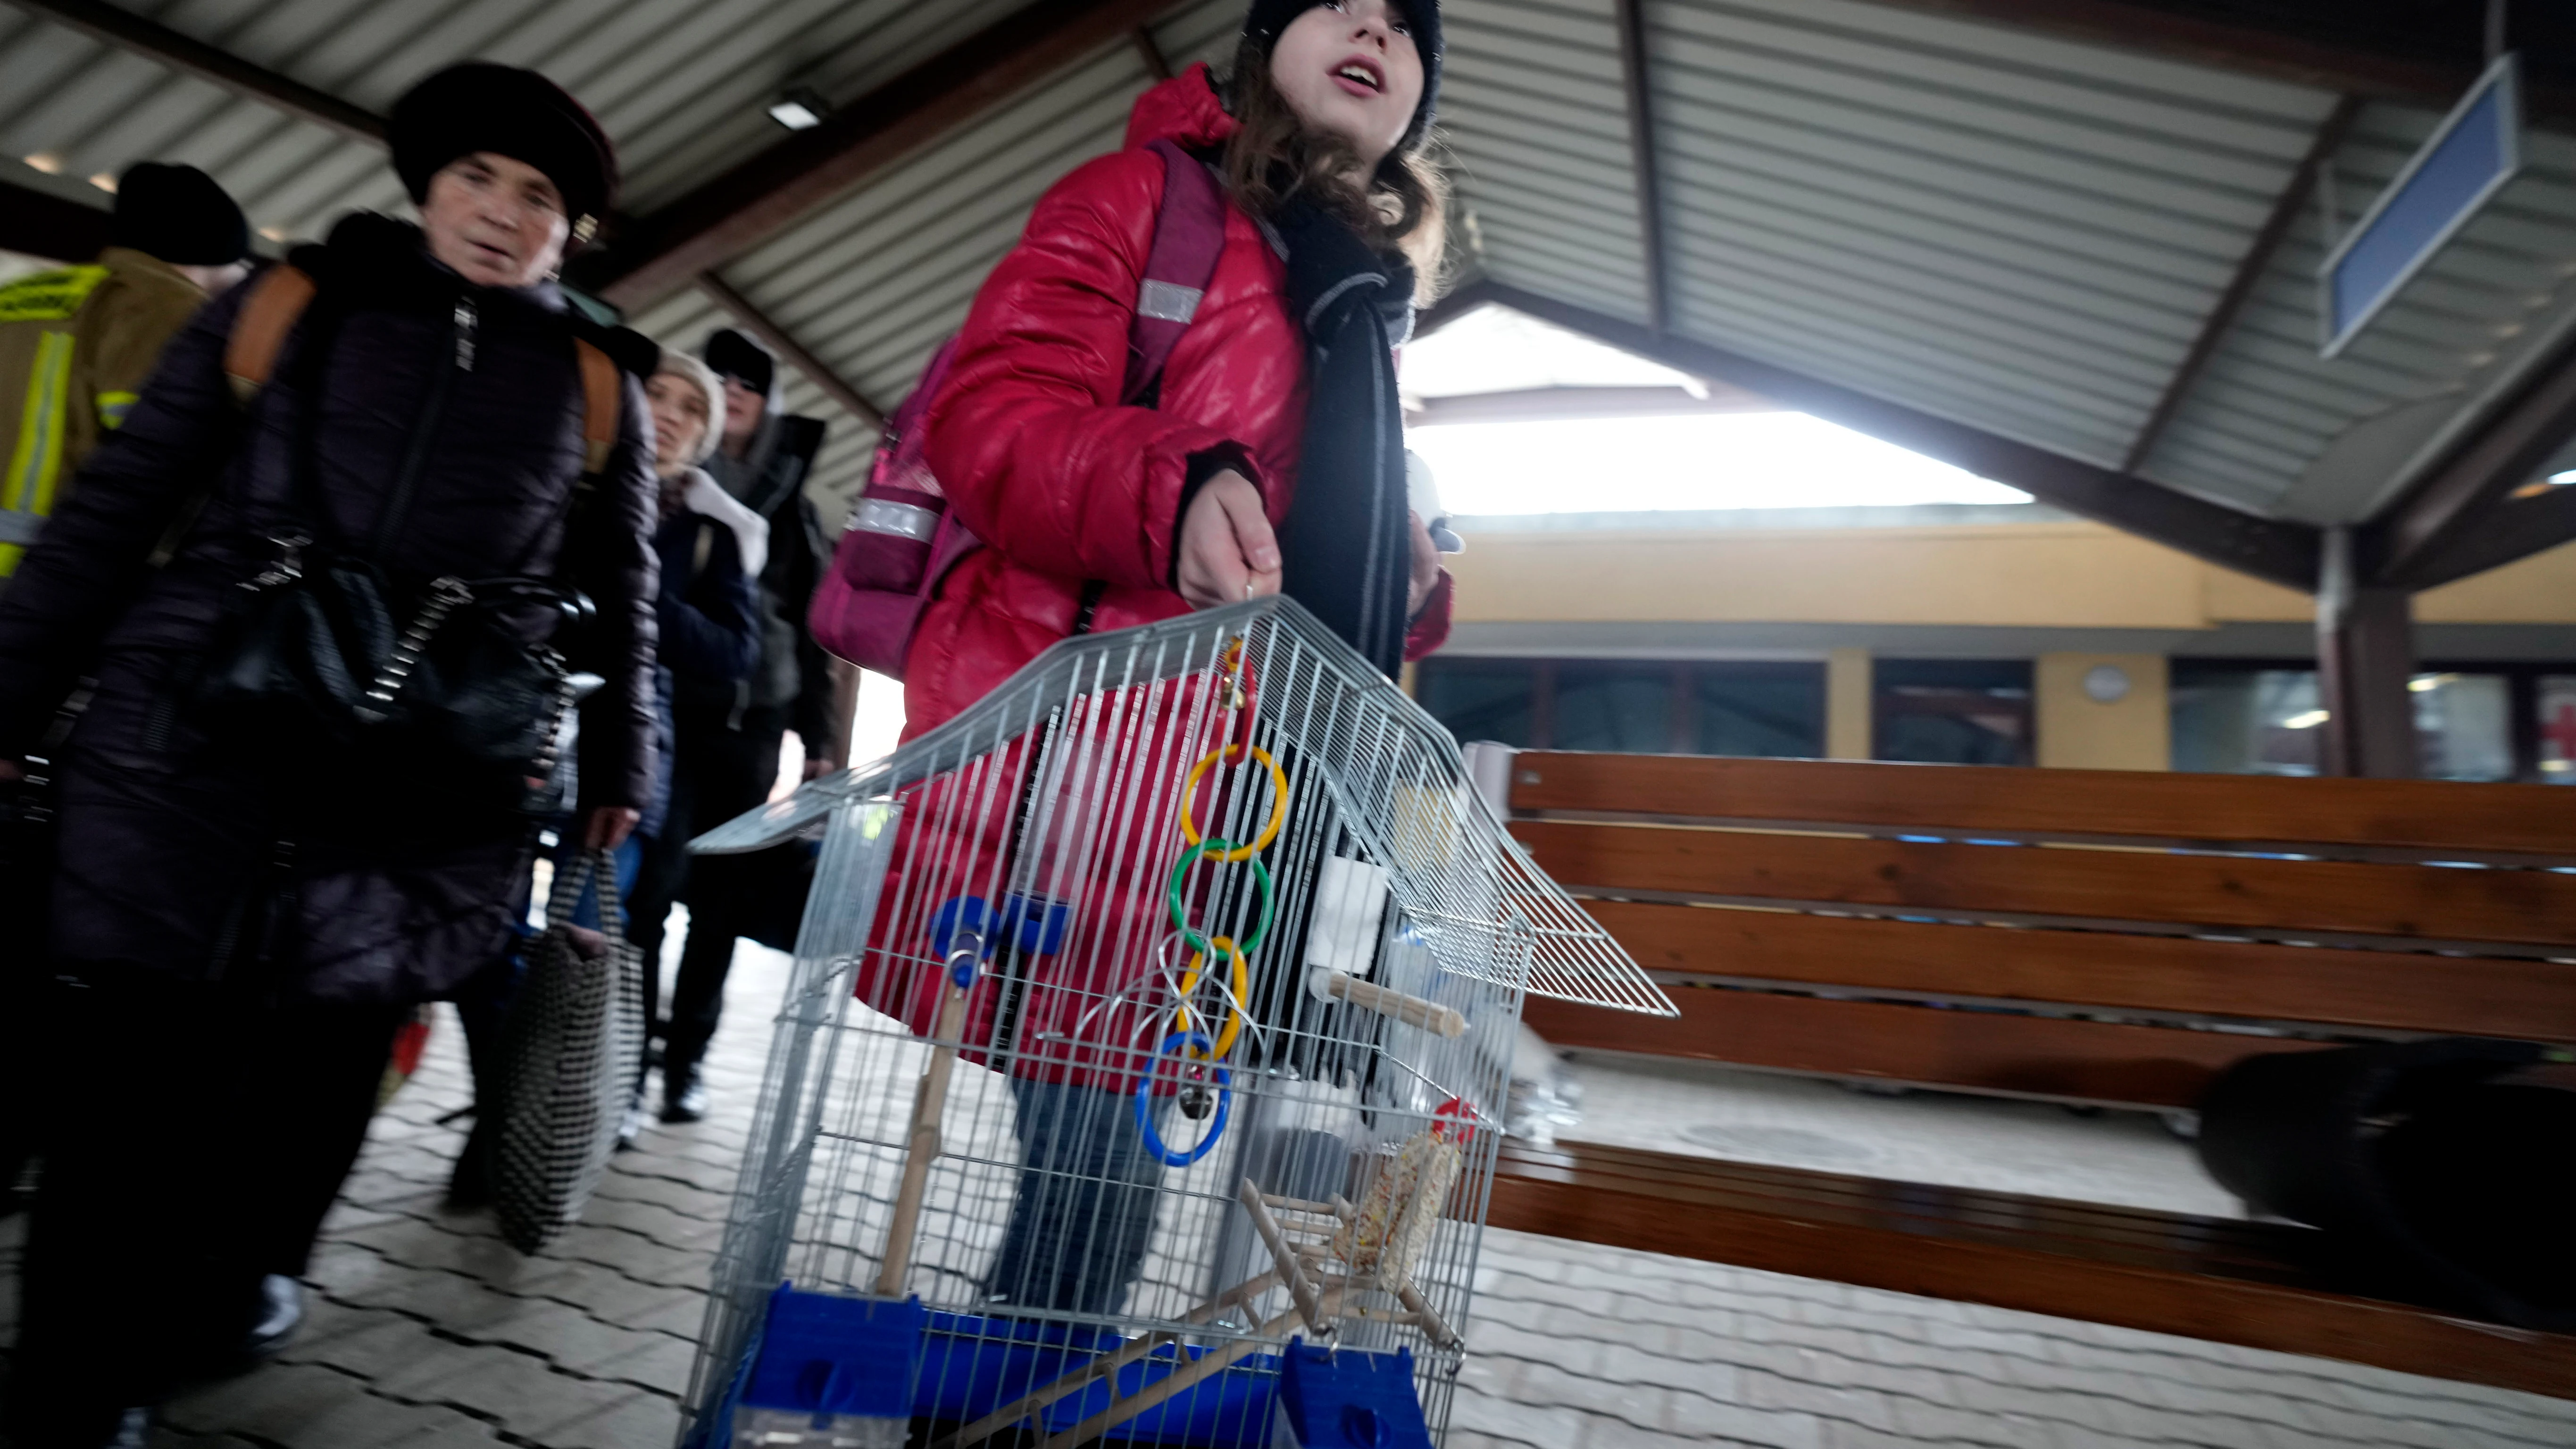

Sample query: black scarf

[1270,199,1415,679]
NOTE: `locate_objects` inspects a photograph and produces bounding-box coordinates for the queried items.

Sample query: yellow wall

[1825,647,1871,759]
[1442,520,2576,772]
[1447,523,2576,632]
[2034,654,2170,770]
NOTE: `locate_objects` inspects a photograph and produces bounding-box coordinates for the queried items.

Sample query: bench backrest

[1501,752,2576,1108]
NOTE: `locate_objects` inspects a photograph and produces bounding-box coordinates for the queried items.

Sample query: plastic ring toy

[1169,935,1250,1061]
[1178,744,1287,863]
[1134,1030,1232,1166]
[1164,844,1275,958]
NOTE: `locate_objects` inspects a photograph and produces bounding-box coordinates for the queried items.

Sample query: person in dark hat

[621,324,836,1125]
[0,162,249,585]
[0,63,658,1447]
[0,158,250,1306]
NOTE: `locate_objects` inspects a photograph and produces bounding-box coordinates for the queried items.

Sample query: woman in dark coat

[0,64,658,1446]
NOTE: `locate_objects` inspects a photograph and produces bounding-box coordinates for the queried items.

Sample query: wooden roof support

[587,0,1175,310]
[696,271,885,431]
[2365,331,2576,590]
[1448,279,2323,591]
[1132,24,1173,82]
[1611,0,1668,335]
[5,0,388,143]
[2122,95,2362,475]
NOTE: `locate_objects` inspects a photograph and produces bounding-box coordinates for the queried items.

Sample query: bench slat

[1508,753,2576,857]
[1490,1141,2576,1401]
[1521,986,2329,1106]
[1513,819,2576,948]
[1583,900,2576,1041]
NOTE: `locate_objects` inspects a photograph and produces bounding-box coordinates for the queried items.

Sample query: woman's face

[419,151,571,290]
[1268,0,1424,170]
[645,372,709,476]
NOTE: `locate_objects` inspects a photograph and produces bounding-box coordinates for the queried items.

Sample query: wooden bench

[1479,751,2576,1399]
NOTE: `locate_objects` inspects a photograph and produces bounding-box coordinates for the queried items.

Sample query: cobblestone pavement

[6,941,2572,1448]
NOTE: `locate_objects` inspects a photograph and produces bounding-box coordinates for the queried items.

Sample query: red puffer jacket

[862,66,1453,1094]
[913,63,1450,734]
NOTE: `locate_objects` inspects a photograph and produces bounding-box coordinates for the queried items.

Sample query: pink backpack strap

[1121,138,1229,405]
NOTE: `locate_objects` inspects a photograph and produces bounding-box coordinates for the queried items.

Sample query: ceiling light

[2553,469,2576,485]
[2283,709,2330,730]
[258,225,287,243]
[768,87,829,132]
[24,152,60,173]
[2544,759,2572,773]
[88,172,116,193]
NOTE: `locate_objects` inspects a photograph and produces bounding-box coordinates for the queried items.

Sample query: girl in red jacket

[896,0,1453,1318]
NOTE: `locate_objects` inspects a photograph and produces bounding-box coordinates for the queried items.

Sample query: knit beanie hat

[1242,0,1442,153]
[389,63,617,234]
[110,163,248,266]
[654,348,728,466]
[702,328,777,402]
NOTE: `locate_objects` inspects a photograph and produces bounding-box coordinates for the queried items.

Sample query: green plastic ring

[1165,841,1275,958]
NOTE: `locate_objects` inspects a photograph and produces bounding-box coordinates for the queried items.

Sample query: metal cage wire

[680,597,1673,1447]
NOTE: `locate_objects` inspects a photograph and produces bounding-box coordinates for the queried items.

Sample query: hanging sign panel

[2319,54,2523,358]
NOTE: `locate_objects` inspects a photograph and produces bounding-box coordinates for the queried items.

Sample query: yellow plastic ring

[1169,934,1250,1061]
[1179,744,1287,863]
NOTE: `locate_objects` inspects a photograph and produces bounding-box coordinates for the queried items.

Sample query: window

[1415,658,1824,758]
[2539,676,2576,783]
[2171,666,2323,776]
[1415,660,1535,748]
[1873,660,2032,766]
[2172,662,2530,781]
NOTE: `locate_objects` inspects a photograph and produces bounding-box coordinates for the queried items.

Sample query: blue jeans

[985,1077,1171,1317]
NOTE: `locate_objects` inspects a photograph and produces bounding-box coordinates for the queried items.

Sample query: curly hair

[1218,36,1450,306]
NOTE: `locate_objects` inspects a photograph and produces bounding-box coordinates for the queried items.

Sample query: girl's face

[645,372,709,476]
[1267,0,1424,170]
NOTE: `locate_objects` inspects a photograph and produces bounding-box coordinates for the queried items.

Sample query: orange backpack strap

[222,266,317,404]
[573,338,619,476]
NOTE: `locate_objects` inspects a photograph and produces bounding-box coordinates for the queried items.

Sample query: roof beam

[1853,0,2573,119]
[1131,24,1172,82]
[586,0,1175,311]
[1611,0,1669,334]
[2364,332,2576,590]
[2122,95,2361,475]
[5,0,387,143]
[1453,279,2323,591]
[696,270,885,431]
[0,175,111,261]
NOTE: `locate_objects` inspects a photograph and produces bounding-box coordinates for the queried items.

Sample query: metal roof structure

[2,0,2572,597]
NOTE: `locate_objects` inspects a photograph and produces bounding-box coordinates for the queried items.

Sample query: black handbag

[193,283,606,816]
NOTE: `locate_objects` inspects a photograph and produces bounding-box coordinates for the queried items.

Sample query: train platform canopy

[2,0,2572,596]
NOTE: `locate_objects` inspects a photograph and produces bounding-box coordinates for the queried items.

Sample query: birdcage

[677,596,1674,1449]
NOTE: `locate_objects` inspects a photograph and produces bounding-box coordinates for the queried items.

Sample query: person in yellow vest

[0,161,250,581]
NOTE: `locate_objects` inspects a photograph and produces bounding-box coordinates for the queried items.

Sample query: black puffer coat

[0,214,659,1003]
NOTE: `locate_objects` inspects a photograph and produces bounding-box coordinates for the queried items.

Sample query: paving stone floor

[6,937,2573,1449]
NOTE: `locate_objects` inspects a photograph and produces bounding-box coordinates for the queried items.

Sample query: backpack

[809,138,1229,678]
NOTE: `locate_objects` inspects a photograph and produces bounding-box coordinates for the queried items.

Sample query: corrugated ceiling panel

[0,0,1048,242]
[1441,0,1650,325]
[634,40,1167,519]
[1644,0,2338,473]
[2143,109,2576,520]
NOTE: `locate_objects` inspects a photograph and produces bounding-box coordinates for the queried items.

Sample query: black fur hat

[1240,0,1441,153]
[389,63,617,232]
[110,163,248,266]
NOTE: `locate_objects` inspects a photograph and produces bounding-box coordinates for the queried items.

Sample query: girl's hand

[1406,509,1441,619]
[582,806,640,852]
[1176,470,1281,609]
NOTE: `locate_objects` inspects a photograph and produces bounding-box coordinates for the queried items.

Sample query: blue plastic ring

[1133,1030,1231,1167]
